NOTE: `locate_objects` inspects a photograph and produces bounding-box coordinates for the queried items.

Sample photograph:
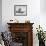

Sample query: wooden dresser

[7,23,34,46]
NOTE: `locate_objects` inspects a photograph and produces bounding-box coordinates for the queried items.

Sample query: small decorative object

[10,20,13,21]
[25,20,30,23]
[9,19,19,23]
[14,5,27,16]
[36,25,45,46]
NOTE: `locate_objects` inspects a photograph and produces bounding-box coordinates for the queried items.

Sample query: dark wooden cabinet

[7,23,34,46]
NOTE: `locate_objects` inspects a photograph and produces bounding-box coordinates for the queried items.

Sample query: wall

[40,0,46,31]
[40,0,46,14]
[2,0,40,30]
[0,0,2,32]
[2,0,40,46]
[40,0,46,46]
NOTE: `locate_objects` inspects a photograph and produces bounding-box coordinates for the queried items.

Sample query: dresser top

[7,23,34,25]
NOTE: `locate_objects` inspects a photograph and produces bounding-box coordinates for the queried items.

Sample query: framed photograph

[14,5,27,16]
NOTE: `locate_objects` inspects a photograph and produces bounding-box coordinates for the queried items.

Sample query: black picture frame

[14,5,27,16]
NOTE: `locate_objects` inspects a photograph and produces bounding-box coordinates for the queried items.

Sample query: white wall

[40,0,46,31]
[2,0,40,30]
[0,0,2,32]
[40,0,46,46]
[40,0,46,14]
[2,0,40,46]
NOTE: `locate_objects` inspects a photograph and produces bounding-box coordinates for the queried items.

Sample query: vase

[39,40,45,46]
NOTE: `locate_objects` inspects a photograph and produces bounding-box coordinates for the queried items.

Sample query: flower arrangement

[36,25,45,42]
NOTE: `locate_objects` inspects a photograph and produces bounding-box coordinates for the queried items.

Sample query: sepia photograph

[14,5,27,16]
